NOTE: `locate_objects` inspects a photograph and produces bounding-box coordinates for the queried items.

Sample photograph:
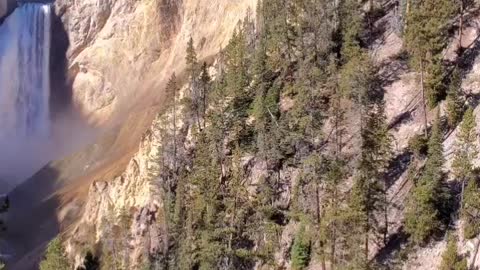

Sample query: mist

[0,3,97,193]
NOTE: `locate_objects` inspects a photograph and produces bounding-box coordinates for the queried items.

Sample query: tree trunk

[383,183,388,245]
[331,189,337,270]
[420,59,428,138]
[404,0,411,32]
[316,184,326,270]
[459,0,464,53]
[365,188,371,267]
[461,178,466,212]
[203,83,207,129]
[365,224,369,265]
[173,85,177,174]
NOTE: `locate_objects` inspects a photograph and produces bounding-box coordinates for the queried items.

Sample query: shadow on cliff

[5,165,61,270]
[49,5,72,118]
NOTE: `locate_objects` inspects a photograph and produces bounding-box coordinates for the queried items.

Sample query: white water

[0,3,53,187]
[0,3,51,139]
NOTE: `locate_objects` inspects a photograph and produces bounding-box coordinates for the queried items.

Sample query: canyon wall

[55,0,257,124]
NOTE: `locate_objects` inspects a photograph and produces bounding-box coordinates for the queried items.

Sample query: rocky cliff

[60,1,480,269]
[54,0,257,124]
[6,0,480,269]
[4,0,258,269]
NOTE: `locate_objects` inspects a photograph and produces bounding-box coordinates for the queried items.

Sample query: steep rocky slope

[6,0,480,269]
[55,0,257,124]
[5,0,258,268]
[57,2,480,270]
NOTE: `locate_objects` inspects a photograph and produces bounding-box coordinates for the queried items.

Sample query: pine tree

[340,0,363,62]
[324,158,346,270]
[165,74,179,175]
[261,0,290,70]
[224,26,254,149]
[223,146,255,268]
[200,62,211,129]
[452,107,478,212]
[439,234,468,270]
[39,238,70,270]
[186,37,199,79]
[291,223,311,270]
[186,37,203,131]
[343,174,370,269]
[446,69,464,128]
[187,132,224,270]
[462,179,480,239]
[404,0,455,133]
[425,57,446,108]
[252,40,272,162]
[405,111,446,244]
[298,153,331,270]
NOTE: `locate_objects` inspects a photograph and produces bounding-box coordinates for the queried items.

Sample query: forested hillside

[37,0,480,269]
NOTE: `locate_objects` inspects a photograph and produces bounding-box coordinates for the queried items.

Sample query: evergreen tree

[261,0,290,70]
[186,37,199,79]
[200,62,211,129]
[424,57,446,108]
[340,44,390,266]
[224,26,254,149]
[223,146,255,268]
[446,69,464,128]
[404,0,455,133]
[462,179,480,239]
[439,234,468,270]
[297,154,331,270]
[189,132,224,270]
[405,112,447,244]
[452,107,478,212]
[39,238,70,270]
[165,73,179,174]
[339,0,363,62]
[291,223,311,270]
[186,37,203,131]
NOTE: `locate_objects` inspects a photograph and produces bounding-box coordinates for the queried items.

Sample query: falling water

[0,3,52,187]
[0,3,51,140]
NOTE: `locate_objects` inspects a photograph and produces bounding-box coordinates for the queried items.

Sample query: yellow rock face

[55,0,257,125]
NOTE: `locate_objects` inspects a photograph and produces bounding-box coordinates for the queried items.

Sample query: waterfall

[0,3,53,187]
[0,3,51,140]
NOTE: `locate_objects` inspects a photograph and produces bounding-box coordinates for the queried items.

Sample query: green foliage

[405,112,446,245]
[186,37,199,79]
[261,0,290,70]
[425,57,446,108]
[452,107,478,181]
[446,69,464,127]
[439,234,468,270]
[39,238,70,270]
[404,0,455,107]
[340,0,363,62]
[408,134,428,159]
[404,180,439,244]
[291,224,311,270]
[404,0,455,66]
[424,112,446,185]
[339,52,378,105]
[463,179,480,239]
[452,107,480,239]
